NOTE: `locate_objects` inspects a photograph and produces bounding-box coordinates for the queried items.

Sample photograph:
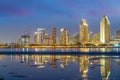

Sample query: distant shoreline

[0,45,119,48]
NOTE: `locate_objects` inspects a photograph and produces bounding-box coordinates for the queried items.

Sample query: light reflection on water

[0,47,119,52]
[0,48,119,80]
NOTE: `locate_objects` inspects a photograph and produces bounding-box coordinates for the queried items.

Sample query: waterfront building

[51,27,56,45]
[37,28,45,45]
[43,34,52,46]
[71,33,79,45]
[100,16,110,43]
[108,30,120,46]
[19,34,30,46]
[33,32,39,44]
[56,37,59,46]
[80,19,89,43]
[89,32,93,42]
[92,33,100,42]
[69,36,73,45]
[116,30,120,39]
[59,28,69,46]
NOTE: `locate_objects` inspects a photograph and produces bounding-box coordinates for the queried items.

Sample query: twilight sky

[0,0,120,43]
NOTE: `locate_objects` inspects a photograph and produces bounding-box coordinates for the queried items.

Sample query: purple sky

[0,0,120,43]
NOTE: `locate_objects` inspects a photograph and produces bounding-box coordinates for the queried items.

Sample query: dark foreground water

[0,48,120,80]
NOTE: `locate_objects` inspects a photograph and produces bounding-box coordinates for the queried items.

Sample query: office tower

[59,28,69,46]
[100,16,110,43]
[116,30,120,39]
[37,28,45,45]
[43,34,51,46]
[51,27,56,45]
[79,19,89,43]
[20,34,30,46]
[69,36,73,45]
[56,37,59,45]
[33,32,39,44]
[72,33,79,45]
[92,33,100,42]
[89,32,93,42]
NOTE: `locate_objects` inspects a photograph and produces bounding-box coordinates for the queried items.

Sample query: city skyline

[0,15,119,44]
[0,0,120,43]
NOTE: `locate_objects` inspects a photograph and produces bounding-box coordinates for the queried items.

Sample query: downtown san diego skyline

[0,0,120,43]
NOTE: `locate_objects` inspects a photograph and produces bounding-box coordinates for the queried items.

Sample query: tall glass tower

[59,28,69,46]
[79,19,89,43]
[37,28,45,45]
[51,27,56,45]
[100,16,110,43]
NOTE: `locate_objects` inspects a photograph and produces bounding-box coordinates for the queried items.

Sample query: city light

[1,15,119,48]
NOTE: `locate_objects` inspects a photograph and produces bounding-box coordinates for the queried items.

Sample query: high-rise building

[89,32,93,42]
[33,32,39,44]
[43,34,51,45]
[51,27,56,45]
[79,19,89,43]
[92,33,100,42]
[116,30,120,39]
[37,28,45,45]
[59,28,69,46]
[69,36,73,45]
[71,33,79,45]
[19,34,30,46]
[100,16,110,43]
[56,37,59,45]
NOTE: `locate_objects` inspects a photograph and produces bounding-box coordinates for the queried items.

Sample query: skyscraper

[79,19,89,43]
[43,34,50,45]
[89,32,93,42]
[100,16,110,43]
[116,30,120,39]
[37,28,45,45]
[59,28,69,46]
[20,34,30,46]
[51,27,56,45]
[33,32,39,44]
[92,33,100,42]
[71,33,79,45]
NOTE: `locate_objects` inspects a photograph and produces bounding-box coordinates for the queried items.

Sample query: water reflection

[100,58,110,80]
[0,54,120,80]
[80,56,89,79]
[1,48,120,55]
[33,48,112,52]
